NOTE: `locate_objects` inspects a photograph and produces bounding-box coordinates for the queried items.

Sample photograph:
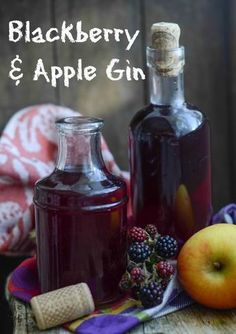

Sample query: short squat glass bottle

[34,117,128,305]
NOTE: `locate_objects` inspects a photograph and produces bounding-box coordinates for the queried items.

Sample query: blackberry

[128,242,151,263]
[130,267,145,283]
[145,224,158,239]
[131,285,141,299]
[128,227,147,243]
[119,273,132,291]
[127,262,136,273]
[155,235,178,258]
[139,282,164,308]
[156,261,175,279]
[160,279,169,290]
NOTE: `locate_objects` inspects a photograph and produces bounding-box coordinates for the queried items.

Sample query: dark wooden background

[1,0,236,210]
[0,0,235,332]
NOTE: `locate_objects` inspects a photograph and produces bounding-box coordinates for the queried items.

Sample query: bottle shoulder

[130,103,208,137]
[35,168,126,195]
[34,168,127,210]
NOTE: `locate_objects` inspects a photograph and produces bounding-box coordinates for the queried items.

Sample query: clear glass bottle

[34,117,128,305]
[129,35,212,247]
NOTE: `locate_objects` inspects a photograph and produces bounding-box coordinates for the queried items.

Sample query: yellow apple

[177,224,236,309]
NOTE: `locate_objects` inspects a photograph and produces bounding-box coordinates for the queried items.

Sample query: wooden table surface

[8,295,236,334]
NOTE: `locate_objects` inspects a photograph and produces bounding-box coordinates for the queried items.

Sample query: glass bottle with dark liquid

[34,117,128,305]
[129,23,212,246]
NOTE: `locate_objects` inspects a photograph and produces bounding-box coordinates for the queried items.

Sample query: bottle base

[94,291,124,307]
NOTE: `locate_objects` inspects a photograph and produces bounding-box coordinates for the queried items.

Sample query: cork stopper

[151,22,180,50]
[149,22,184,76]
[30,283,95,330]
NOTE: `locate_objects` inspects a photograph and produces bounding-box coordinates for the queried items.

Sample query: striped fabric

[7,257,193,333]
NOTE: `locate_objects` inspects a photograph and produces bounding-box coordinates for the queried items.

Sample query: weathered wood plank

[228,0,236,202]
[143,0,231,210]
[132,304,236,333]
[9,295,236,334]
[9,296,70,333]
[0,0,58,130]
[10,295,28,334]
[53,0,144,169]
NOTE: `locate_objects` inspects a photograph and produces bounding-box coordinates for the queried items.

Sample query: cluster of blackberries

[119,225,178,308]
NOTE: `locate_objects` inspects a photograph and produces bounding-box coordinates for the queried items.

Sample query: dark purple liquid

[34,168,127,305]
[129,104,212,245]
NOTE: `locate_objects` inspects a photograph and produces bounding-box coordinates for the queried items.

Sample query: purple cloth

[212,204,236,224]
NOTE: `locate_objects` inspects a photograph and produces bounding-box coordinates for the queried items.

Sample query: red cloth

[7,257,40,301]
[0,105,130,254]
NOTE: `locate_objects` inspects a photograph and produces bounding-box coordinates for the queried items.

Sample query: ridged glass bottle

[34,117,128,305]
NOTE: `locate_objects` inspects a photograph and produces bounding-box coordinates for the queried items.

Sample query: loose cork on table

[30,283,95,330]
[8,294,236,334]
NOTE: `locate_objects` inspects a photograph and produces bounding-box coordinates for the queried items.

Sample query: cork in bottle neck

[151,22,180,50]
[147,22,185,105]
[148,22,184,77]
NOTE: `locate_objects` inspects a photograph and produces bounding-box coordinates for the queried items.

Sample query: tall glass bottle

[129,23,212,246]
[34,117,128,305]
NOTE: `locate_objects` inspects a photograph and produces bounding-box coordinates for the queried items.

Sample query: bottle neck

[55,117,105,172]
[149,69,185,106]
[56,131,104,172]
[146,46,185,107]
